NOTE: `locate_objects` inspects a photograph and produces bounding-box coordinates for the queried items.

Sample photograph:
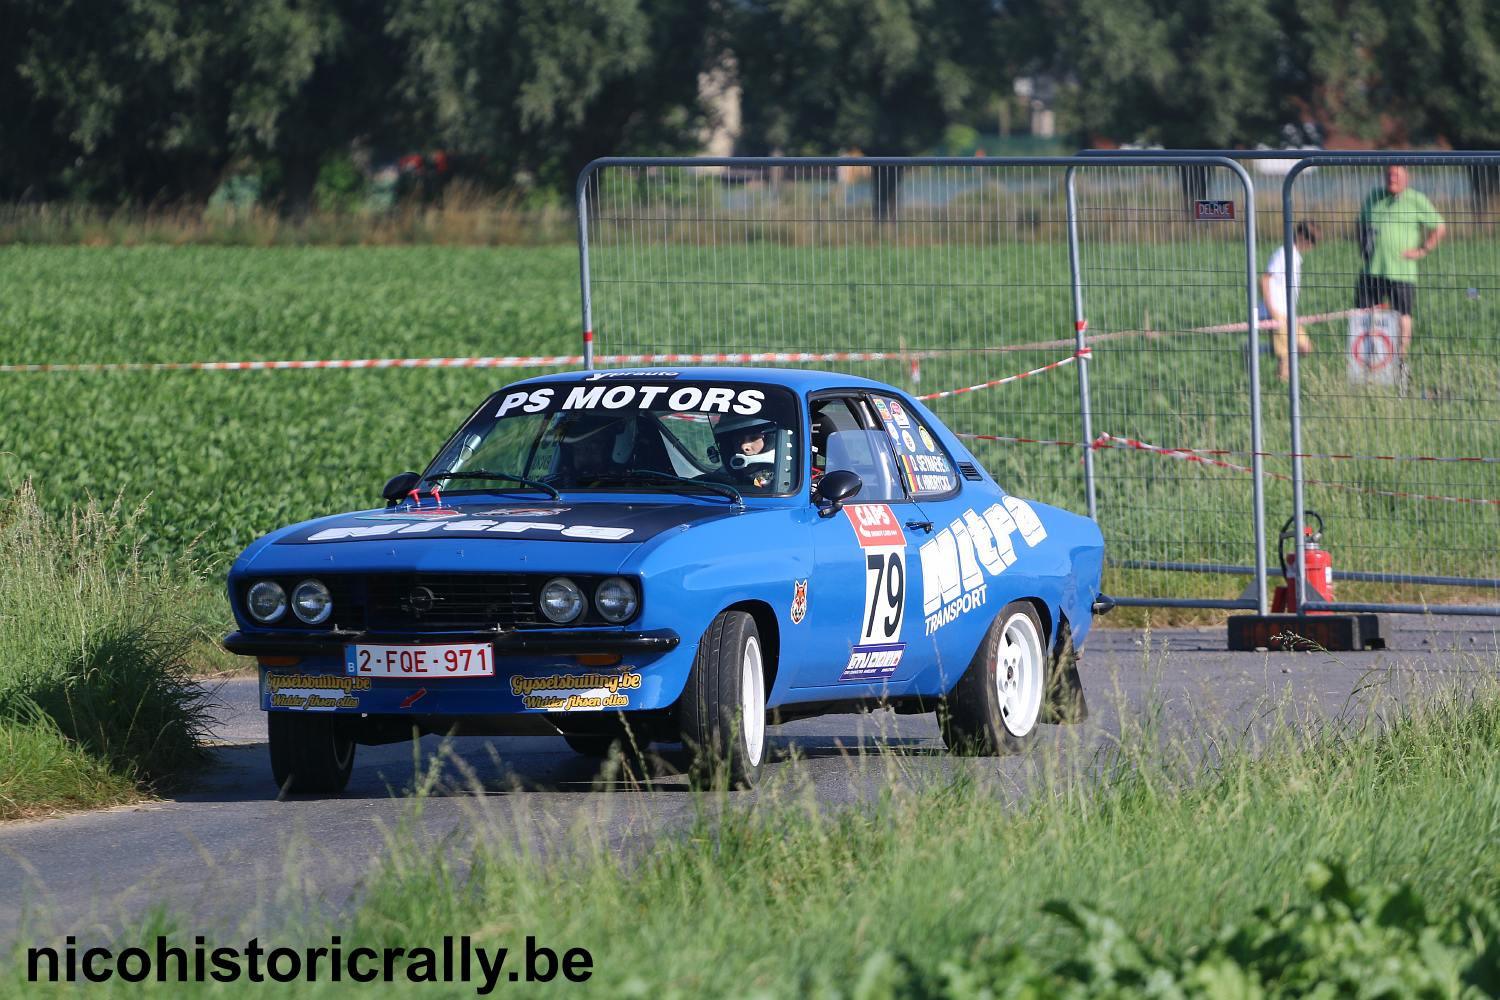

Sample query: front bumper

[230,626,690,718]
[222,627,680,658]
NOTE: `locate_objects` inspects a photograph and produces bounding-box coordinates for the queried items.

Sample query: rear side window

[869,394,959,498]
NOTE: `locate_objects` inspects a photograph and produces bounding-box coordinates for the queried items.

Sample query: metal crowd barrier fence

[575,156,1268,613]
[1283,154,1500,616]
[1085,149,1500,618]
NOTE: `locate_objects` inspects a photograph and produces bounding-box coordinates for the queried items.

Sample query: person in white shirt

[1259,222,1320,381]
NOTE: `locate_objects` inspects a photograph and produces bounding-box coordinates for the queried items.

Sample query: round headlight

[540,577,586,624]
[291,579,333,625]
[247,581,287,623]
[595,577,639,623]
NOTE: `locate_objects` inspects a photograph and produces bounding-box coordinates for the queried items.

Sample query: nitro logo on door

[920,497,1047,635]
[844,504,908,650]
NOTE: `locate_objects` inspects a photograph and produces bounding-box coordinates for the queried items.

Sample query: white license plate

[345,642,494,678]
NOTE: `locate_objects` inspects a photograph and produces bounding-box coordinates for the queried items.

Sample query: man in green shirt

[1354,165,1446,379]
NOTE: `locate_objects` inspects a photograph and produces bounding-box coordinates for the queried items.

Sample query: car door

[866,390,1050,683]
[796,393,930,692]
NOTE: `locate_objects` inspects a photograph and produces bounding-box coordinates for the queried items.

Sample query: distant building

[697,59,742,168]
[1012,76,1058,138]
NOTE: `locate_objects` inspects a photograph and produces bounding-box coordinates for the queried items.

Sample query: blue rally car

[224,368,1104,791]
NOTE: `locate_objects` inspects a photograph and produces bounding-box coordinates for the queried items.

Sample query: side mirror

[382,471,421,506]
[813,470,862,517]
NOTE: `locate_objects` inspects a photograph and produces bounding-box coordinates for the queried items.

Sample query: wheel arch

[1015,596,1054,648]
[724,599,780,693]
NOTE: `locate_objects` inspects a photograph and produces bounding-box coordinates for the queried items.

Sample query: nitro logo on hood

[277,501,736,546]
[495,384,765,418]
[306,519,633,542]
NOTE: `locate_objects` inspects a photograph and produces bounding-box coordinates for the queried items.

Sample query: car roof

[505,366,897,396]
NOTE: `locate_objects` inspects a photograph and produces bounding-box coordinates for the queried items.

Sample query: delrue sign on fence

[1193,199,1237,221]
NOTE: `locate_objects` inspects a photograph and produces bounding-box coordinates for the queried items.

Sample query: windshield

[426,379,802,496]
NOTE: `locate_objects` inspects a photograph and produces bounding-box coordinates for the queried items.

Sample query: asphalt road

[2,616,1497,945]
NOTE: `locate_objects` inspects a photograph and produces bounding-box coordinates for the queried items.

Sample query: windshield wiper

[422,469,561,500]
[585,470,743,505]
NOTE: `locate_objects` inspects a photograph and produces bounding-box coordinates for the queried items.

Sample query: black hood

[274,500,741,545]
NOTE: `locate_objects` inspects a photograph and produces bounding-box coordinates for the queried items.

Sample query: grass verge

[14,668,1496,995]
[338,681,1500,996]
[0,484,213,818]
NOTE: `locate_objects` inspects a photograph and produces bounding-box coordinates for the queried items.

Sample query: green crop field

[1,242,1496,616]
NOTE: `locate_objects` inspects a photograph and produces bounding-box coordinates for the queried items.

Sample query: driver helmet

[714,413,777,470]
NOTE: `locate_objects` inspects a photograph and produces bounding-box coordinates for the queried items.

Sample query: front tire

[268,712,355,794]
[678,610,767,788]
[561,720,652,773]
[940,601,1049,756]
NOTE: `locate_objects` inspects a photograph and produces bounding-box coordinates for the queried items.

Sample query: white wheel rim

[996,613,1044,737]
[741,635,766,766]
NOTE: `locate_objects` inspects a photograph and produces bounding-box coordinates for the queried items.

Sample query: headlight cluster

[246,579,333,625]
[539,576,639,625]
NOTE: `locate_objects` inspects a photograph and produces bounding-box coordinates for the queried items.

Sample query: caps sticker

[844,503,906,548]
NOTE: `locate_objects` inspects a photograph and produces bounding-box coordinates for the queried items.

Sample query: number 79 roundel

[841,504,908,683]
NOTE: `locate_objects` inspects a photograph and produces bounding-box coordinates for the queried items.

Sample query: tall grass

[0,484,213,813]
[322,678,1500,995]
[0,703,137,820]
[14,666,1483,995]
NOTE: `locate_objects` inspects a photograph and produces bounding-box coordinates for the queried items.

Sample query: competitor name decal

[920,497,1047,635]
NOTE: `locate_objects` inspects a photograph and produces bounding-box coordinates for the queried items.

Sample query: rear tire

[940,601,1049,756]
[268,712,355,794]
[678,610,767,788]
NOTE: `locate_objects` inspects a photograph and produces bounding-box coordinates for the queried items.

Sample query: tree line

[5,0,1500,208]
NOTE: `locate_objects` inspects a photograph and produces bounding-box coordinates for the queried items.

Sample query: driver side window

[810,397,906,503]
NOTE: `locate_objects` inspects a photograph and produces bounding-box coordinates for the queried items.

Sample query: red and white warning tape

[0,308,1351,376]
[0,344,1097,374]
[1094,442,1500,466]
[915,349,1089,401]
[953,432,1086,449]
[0,350,962,374]
[951,430,1498,506]
[1093,433,1500,507]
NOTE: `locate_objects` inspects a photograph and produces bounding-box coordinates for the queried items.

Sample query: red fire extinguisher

[1271,511,1334,614]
